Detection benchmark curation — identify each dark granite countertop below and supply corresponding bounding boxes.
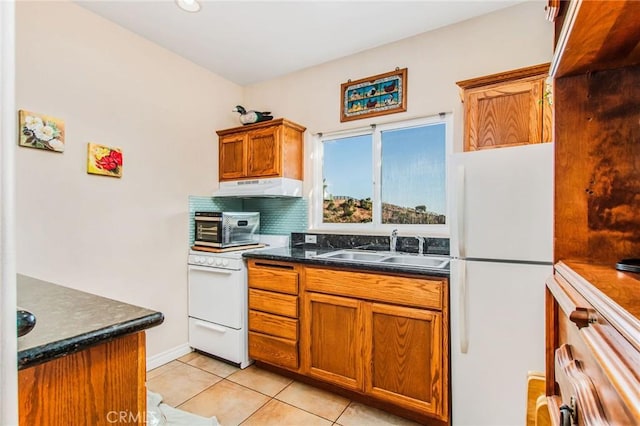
[243,246,450,278]
[17,274,164,369]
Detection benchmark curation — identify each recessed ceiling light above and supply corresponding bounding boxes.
[176,0,200,13]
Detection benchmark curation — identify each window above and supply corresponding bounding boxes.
[314,115,450,232]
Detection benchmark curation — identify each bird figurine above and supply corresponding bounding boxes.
[233,105,274,125]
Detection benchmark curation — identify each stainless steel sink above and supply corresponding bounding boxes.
[314,250,389,262]
[381,255,449,268]
[313,250,449,269]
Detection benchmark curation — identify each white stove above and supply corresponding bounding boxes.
[187,235,288,368]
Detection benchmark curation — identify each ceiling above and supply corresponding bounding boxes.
[76,0,527,86]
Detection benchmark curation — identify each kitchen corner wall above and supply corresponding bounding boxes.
[14,1,242,358]
[188,196,308,246]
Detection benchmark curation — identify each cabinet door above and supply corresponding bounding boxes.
[219,133,247,180]
[364,302,444,417]
[465,79,544,151]
[247,126,280,177]
[302,292,364,391]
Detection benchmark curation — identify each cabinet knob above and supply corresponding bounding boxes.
[569,307,597,329]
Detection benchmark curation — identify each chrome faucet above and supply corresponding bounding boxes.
[415,235,425,255]
[390,229,398,253]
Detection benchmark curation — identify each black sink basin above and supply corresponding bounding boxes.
[17,308,36,337]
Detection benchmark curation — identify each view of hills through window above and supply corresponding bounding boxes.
[322,122,446,225]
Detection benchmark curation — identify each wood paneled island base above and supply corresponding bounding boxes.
[19,332,147,426]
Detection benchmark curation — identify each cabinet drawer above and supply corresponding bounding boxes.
[249,289,298,318]
[249,310,298,340]
[305,267,443,310]
[188,318,245,365]
[248,261,299,295]
[249,332,298,370]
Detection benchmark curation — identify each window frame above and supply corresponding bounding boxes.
[311,114,453,235]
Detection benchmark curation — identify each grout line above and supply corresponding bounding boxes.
[223,375,292,399]
[269,381,352,423]
[237,392,273,426]
[259,399,338,424]
[334,400,353,424]
[178,357,239,380]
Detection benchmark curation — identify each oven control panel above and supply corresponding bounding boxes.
[188,254,243,271]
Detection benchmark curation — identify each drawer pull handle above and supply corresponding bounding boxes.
[555,345,607,424]
[195,322,226,333]
[254,262,294,270]
[569,307,597,329]
[559,403,574,426]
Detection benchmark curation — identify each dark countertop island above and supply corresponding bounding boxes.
[242,246,450,278]
[17,274,164,370]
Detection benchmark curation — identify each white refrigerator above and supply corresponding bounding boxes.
[449,143,553,426]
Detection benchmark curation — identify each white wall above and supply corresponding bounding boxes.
[15,1,242,358]
[244,2,553,193]
[1,1,18,424]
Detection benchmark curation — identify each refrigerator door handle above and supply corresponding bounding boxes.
[456,164,466,259]
[459,259,469,353]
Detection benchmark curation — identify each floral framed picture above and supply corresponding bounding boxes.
[340,68,407,122]
[87,143,123,178]
[18,110,65,152]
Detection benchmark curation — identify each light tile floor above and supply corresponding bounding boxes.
[147,352,422,426]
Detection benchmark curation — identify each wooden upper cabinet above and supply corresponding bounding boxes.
[216,118,306,182]
[219,133,247,180]
[456,63,552,151]
[247,125,280,177]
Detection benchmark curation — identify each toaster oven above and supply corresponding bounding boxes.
[194,211,260,248]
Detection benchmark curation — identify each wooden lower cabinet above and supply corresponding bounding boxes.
[301,266,448,423]
[303,292,364,391]
[18,332,147,426]
[247,261,449,424]
[247,260,300,371]
[365,303,443,416]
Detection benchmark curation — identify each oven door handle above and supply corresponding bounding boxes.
[188,265,234,274]
[194,321,227,333]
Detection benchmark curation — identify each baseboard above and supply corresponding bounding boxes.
[146,343,193,371]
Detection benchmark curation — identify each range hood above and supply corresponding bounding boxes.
[213,177,303,198]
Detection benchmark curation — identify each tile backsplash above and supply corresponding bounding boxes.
[187,196,449,255]
[188,196,308,245]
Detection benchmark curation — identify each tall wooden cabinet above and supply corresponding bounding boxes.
[545,1,640,424]
[456,63,552,151]
[216,118,305,182]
